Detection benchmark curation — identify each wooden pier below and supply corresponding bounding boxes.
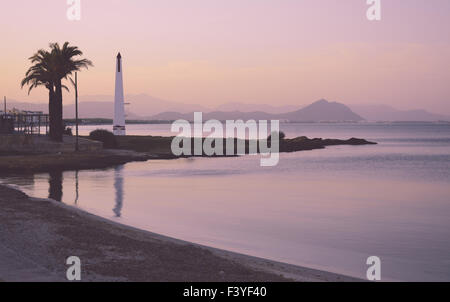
[0,113,49,135]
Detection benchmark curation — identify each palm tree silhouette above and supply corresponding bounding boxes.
[21,49,59,140]
[50,42,92,141]
[22,42,92,142]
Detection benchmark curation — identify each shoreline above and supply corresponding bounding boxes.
[0,134,376,174]
[0,184,362,282]
[0,134,373,281]
[0,149,152,174]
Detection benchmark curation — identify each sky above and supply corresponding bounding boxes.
[0,0,449,113]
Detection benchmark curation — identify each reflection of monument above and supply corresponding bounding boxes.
[48,171,63,202]
[113,166,124,217]
[113,53,126,136]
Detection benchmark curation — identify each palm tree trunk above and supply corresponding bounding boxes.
[54,81,64,142]
[48,87,57,141]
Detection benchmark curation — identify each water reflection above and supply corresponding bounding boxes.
[2,123,450,281]
[48,171,63,202]
[113,166,124,217]
[74,170,79,205]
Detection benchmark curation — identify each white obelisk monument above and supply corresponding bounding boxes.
[113,52,126,136]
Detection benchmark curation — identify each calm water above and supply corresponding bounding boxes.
[2,123,450,281]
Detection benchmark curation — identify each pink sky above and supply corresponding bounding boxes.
[0,0,449,113]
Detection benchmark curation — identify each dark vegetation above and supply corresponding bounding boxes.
[99,134,377,158]
[89,130,117,148]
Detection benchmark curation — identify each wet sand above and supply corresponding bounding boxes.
[0,184,361,282]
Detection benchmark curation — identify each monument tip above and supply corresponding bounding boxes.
[117,52,122,59]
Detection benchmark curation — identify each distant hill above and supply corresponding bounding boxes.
[151,110,276,121]
[7,97,363,122]
[351,104,450,122]
[68,94,211,118]
[151,99,365,122]
[5,94,209,119]
[215,102,298,114]
[277,99,364,122]
[63,101,141,119]
[3,100,48,113]
[7,96,448,122]
[5,99,139,119]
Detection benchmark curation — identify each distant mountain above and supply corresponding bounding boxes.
[125,94,211,116]
[8,96,447,122]
[5,99,139,119]
[151,110,276,121]
[215,102,298,114]
[63,101,141,119]
[278,99,364,122]
[351,104,450,122]
[4,100,48,113]
[151,99,365,122]
[73,94,211,117]
[6,94,211,119]
[8,96,361,121]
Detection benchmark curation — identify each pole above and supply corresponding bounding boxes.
[3,96,6,115]
[75,72,79,152]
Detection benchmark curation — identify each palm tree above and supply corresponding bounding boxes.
[22,43,92,142]
[50,42,92,141]
[21,49,58,140]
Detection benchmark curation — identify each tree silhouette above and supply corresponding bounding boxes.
[22,42,92,141]
[50,42,92,141]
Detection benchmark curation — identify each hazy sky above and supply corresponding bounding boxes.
[1,0,449,113]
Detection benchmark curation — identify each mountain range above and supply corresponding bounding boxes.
[4,94,450,122]
[151,99,365,122]
[350,104,450,122]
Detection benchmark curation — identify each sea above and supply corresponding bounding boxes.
[2,122,450,281]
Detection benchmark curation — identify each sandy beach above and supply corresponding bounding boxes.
[0,184,361,282]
